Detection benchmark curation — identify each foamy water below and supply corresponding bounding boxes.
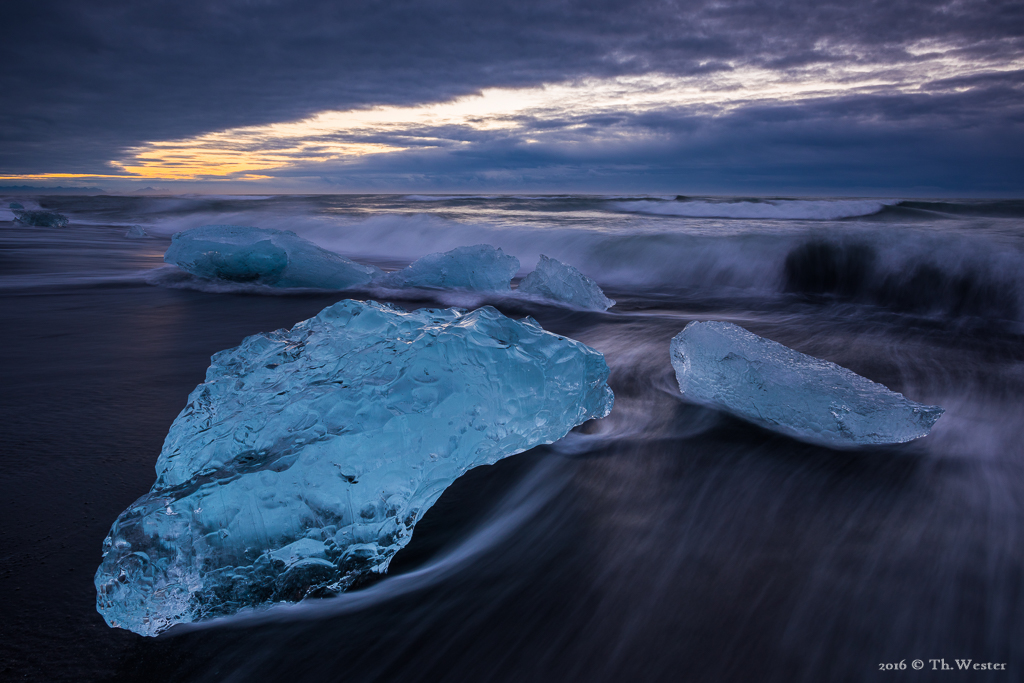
[5,193,1023,321]
[3,192,1024,682]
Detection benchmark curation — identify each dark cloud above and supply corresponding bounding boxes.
[263,84,1024,195]
[1,0,1021,191]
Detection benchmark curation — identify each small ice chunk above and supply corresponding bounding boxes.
[164,225,380,289]
[125,225,151,239]
[377,244,519,291]
[9,202,24,209]
[95,300,613,635]
[670,321,943,447]
[519,255,615,311]
[13,209,69,227]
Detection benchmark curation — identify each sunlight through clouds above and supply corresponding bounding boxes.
[20,51,1024,183]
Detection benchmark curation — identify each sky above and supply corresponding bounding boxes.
[1,0,1022,195]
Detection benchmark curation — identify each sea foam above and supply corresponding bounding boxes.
[617,199,895,220]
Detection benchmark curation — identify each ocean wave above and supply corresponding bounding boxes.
[893,199,1024,219]
[174,194,276,201]
[402,194,677,203]
[782,236,1024,321]
[0,270,152,290]
[615,198,896,220]
[402,195,504,201]
[113,194,1024,323]
[140,208,1024,322]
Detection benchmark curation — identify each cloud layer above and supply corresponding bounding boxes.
[2,0,1021,193]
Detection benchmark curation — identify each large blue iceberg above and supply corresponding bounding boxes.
[164,225,380,289]
[96,300,613,635]
[519,255,615,311]
[670,321,942,447]
[13,209,70,227]
[377,244,519,291]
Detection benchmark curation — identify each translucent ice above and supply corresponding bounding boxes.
[9,202,24,209]
[125,225,151,239]
[13,209,69,227]
[519,255,615,311]
[377,244,519,291]
[670,321,943,447]
[164,225,381,289]
[96,300,613,635]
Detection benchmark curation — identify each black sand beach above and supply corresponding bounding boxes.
[3,196,1024,681]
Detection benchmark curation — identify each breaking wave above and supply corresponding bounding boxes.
[10,193,1021,323]
[402,195,504,201]
[132,207,1024,323]
[781,237,1024,321]
[615,198,897,220]
[146,212,1024,323]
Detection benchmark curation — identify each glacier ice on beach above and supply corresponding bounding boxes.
[377,244,519,291]
[95,300,613,636]
[13,209,70,227]
[125,225,151,239]
[519,255,615,311]
[164,225,381,289]
[670,321,943,447]
[9,202,23,209]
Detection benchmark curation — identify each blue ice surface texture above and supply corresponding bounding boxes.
[96,299,613,636]
[125,225,151,239]
[670,321,943,447]
[9,202,24,209]
[377,244,519,291]
[164,225,381,289]
[13,209,69,227]
[518,255,615,311]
